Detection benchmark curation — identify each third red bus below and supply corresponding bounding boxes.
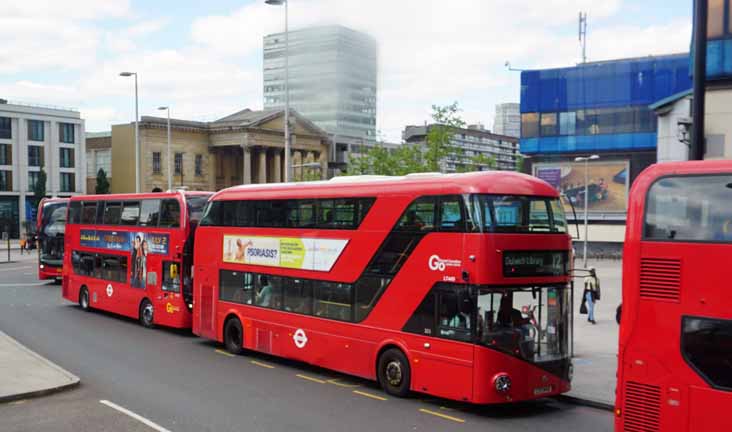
[616,161,732,431]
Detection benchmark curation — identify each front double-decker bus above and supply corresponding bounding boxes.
[616,161,732,432]
[193,171,572,403]
[62,191,212,328]
[37,198,69,280]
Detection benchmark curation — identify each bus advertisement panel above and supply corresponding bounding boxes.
[193,172,573,405]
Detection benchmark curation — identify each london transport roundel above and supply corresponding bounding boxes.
[293,328,308,349]
[106,284,113,297]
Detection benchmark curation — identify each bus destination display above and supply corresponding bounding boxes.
[503,251,568,277]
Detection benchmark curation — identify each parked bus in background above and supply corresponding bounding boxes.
[193,171,573,404]
[616,161,732,432]
[62,191,212,328]
[37,198,69,281]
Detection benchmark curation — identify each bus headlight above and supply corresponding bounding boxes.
[40,264,44,269]
[493,373,512,393]
[568,363,574,381]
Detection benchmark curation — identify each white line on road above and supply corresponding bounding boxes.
[99,400,173,432]
[0,265,36,272]
[0,282,53,287]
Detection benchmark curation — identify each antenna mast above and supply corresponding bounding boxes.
[579,12,588,64]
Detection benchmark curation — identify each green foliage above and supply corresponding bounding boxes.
[515,154,525,173]
[456,153,497,173]
[344,102,467,176]
[95,168,110,194]
[32,167,47,206]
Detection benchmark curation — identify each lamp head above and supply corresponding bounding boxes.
[158,106,168,111]
[265,0,286,5]
[119,72,135,77]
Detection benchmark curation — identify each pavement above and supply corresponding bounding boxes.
[565,258,622,410]
[0,254,613,431]
[0,331,80,403]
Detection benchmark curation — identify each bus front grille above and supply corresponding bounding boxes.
[623,381,661,432]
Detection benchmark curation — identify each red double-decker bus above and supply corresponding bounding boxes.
[63,191,212,328]
[193,171,573,403]
[37,198,69,280]
[616,161,732,432]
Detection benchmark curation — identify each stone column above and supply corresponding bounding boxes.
[318,151,328,180]
[258,147,267,184]
[242,147,251,185]
[273,150,282,183]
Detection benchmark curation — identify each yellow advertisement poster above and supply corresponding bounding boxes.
[222,235,348,272]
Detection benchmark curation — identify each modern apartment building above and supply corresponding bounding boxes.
[402,124,519,172]
[0,99,85,238]
[263,25,378,141]
[493,103,520,138]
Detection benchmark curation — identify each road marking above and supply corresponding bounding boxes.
[419,408,465,423]
[295,374,327,384]
[250,360,275,369]
[352,390,387,401]
[0,266,35,272]
[100,400,173,432]
[0,282,51,287]
[327,378,361,388]
[214,349,235,357]
[10,399,26,405]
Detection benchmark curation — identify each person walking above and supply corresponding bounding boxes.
[583,267,601,324]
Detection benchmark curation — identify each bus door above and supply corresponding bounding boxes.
[406,284,475,402]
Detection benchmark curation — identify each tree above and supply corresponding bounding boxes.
[32,167,47,207]
[424,102,465,172]
[344,103,466,176]
[457,153,497,173]
[515,154,525,173]
[95,168,110,194]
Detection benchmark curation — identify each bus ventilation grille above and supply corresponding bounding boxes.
[639,258,681,302]
[623,381,661,432]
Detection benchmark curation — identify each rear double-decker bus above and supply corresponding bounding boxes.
[616,161,732,432]
[63,191,212,328]
[193,171,572,403]
[37,198,69,280]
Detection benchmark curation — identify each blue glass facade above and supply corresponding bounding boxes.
[520,54,692,154]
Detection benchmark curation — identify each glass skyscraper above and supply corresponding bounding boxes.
[263,25,378,140]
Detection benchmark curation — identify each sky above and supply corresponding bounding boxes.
[0,0,693,142]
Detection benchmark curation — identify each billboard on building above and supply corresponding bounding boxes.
[534,160,629,214]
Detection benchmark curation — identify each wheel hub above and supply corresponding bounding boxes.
[143,304,153,323]
[386,361,403,386]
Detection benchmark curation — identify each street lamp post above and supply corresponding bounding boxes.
[157,106,172,190]
[119,72,140,193]
[265,0,290,182]
[575,154,599,268]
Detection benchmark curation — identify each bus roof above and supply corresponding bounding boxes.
[641,160,732,179]
[211,171,559,201]
[68,191,212,202]
[40,197,70,205]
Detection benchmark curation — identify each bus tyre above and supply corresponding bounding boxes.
[224,317,244,355]
[378,348,411,397]
[139,299,155,328]
[79,287,90,311]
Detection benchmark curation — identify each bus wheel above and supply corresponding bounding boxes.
[378,348,411,397]
[139,299,155,328]
[224,317,244,355]
[79,287,90,311]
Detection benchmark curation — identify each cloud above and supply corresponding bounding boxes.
[1,0,693,142]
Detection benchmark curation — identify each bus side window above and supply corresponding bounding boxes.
[68,202,81,224]
[139,200,161,227]
[681,316,732,390]
[103,202,122,225]
[159,199,180,228]
[81,202,97,224]
[438,195,466,232]
[396,197,436,232]
[436,287,473,342]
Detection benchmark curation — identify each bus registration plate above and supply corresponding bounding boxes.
[533,385,553,396]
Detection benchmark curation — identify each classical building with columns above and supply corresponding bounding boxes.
[110,108,330,193]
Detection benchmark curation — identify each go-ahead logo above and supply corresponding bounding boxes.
[428,255,462,271]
